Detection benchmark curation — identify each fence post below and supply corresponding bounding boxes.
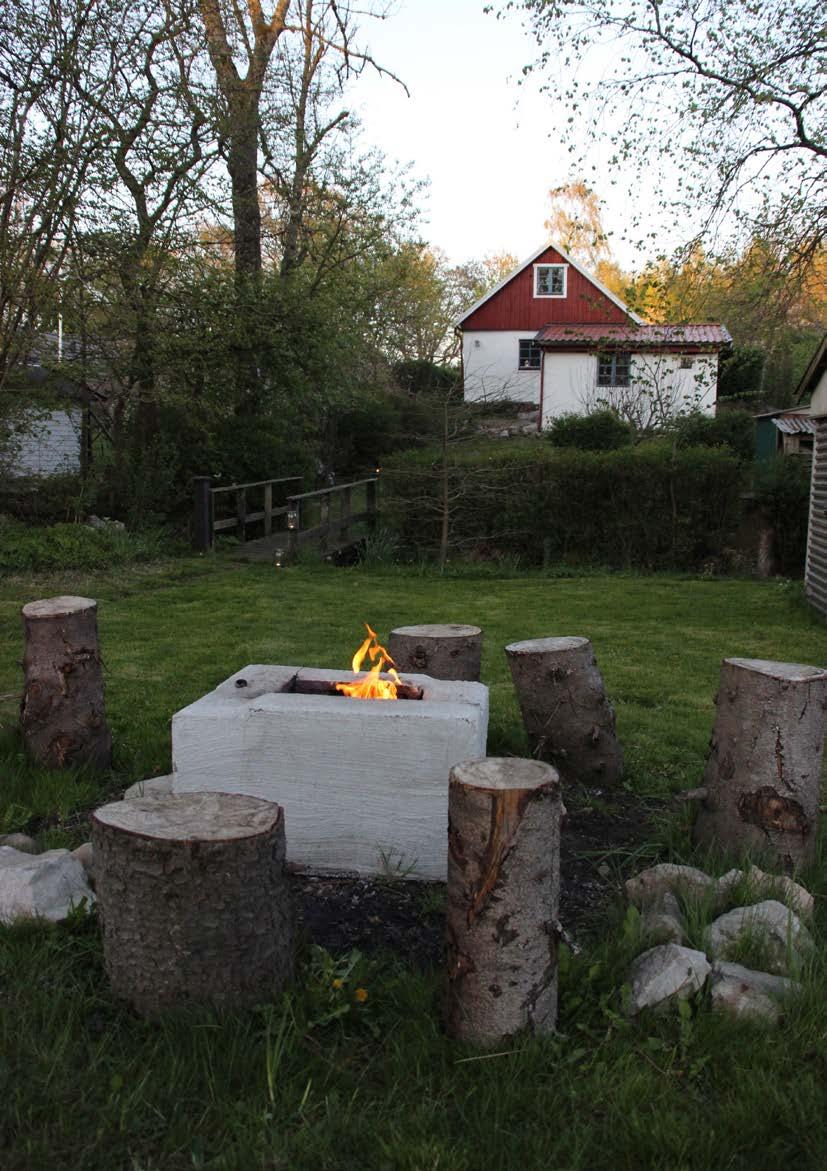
[192,476,213,552]
[366,479,378,534]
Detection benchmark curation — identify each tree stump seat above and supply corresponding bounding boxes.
[445,757,563,1046]
[693,658,827,871]
[92,791,292,1015]
[388,623,482,681]
[505,636,623,784]
[20,595,111,769]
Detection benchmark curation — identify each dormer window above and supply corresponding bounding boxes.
[534,264,567,298]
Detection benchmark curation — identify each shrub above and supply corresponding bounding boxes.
[0,472,96,524]
[546,410,633,451]
[392,360,459,396]
[0,518,173,573]
[669,409,755,462]
[383,440,744,571]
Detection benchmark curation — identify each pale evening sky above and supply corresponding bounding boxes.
[345,0,670,273]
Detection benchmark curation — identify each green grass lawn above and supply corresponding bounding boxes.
[1,559,827,1170]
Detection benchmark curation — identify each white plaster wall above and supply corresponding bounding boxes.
[540,352,718,428]
[172,664,490,881]
[541,353,595,422]
[463,331,541,405]
[11,409,82,476]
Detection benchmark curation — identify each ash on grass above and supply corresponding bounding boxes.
[290,787,664,966]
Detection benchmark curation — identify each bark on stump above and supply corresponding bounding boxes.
[693,658,827,872]
[504,636,623,785]
[445,757,562,1046]
[20,595,112,769]
[388,624,482,681]
[92,792,293,1014]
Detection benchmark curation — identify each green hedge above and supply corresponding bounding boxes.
[382,441,745,571]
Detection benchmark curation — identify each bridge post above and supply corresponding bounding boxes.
[366,479,378,533]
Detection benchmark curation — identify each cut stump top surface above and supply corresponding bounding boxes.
[21,596,97,619]
[724,657,827,682]
[391,624,481,638]
[505,636,589,655]
[451,757,560,793]
[93,792,283,842]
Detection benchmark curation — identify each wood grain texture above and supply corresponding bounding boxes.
[445,758,562,1046]
[389,625,482,682]
[20,595,111,769]
[92,793,293,1014]
[505,637,623,785]
[693,658,827,871]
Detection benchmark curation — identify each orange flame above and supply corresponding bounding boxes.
[336,623,401,700]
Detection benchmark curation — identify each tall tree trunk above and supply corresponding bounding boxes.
[228,97,263,279]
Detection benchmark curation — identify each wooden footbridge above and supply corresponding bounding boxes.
[192,474,378,561]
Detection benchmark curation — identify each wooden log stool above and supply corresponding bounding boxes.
[388,623,482,681]
[92,792,293,1014]
[505,636,623,785]
[20,595,112,769]
[445,757,562,1046]
[693,658,827,871]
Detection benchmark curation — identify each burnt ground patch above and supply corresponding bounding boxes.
[291,788,667,967]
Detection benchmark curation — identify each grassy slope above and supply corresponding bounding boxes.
[1,559,827,1170]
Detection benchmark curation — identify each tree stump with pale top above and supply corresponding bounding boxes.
[388,624,482,681]
[20,595,112,769]
[504,636,623,785]
[92,791,293,1014]
[693,657,827,871]
[445,757,562,1046]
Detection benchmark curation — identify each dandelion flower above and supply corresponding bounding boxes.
[332,978,343,990]
[355,987,368,1004]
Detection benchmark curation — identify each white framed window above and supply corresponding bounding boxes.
[533,264,568,298]
[597,351,631,387]
[518,338,541,369]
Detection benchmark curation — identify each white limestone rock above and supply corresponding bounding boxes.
[640,891,686,945]
[627,944,711,1015]
[625,864,714,908]
[715,867,814,919]
[706,900,814,975]
[72,841,94,878]
[124,774,173,800]
[709,961,801,1023]
[0,846,95,924]
[0,833,37,853]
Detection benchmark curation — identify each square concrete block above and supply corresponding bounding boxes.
[171,665,489,880]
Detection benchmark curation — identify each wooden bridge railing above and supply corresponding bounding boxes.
[192,474,378,556]
[286,478,378,557]
[192,475,302,551]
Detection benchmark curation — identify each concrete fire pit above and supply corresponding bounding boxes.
[171,665,489,880]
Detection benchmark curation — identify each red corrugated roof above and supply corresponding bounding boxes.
[534,323,732,347]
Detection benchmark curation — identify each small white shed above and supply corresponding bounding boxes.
[11,408,83,476]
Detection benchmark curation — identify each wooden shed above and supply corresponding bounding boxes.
[802,336,827,613]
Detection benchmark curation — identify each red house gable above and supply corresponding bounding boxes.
[459,244,636,331]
